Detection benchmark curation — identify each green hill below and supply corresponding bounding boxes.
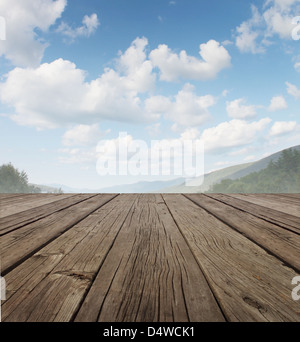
[159,145,300,193]
[207,147,300,193]
[157,162,253,193]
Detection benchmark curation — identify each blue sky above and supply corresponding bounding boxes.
[0,0,299,189]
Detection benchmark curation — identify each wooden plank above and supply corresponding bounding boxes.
[206,193,300,235]
[258,193,300,204]
[2,195,136,322]
[0,194,74,218]
[0,194,94,235]
[0,194,117,275]
[185,194,300,272]
[275,194,300,200]
[229,194,300,218]
[163,194,300,322]
[75,194,225,323]
[0,194,65,218]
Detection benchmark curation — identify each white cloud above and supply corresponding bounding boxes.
[222,89,230,97]
[268,95,288,111]
[62,124,106,146]
[267,0,300,10]
[0,0,66,67]
[0,38,160,129]
[146,84,215,129]
[57,13,100,42]
[201,118,272,153]
[149,40,231,81]
[263,6,295,39]
[117,37,156,93]
[294,62,300,72]
[269,121,297,136]
[235,5,266,54]
[59,147,98,164]
[226,98,257,119]
[286,81,300,99]
[235,1,300,54]
[180,128,201,140]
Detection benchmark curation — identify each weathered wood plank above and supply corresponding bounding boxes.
[185,194,300,272]
[75,194,225,323]
[275,194,300,200]
[2,195,136,322]
[229,194,300,217]
[0,194,117,275]
[0,194,94,235]
[206,193,300,235]
[164,194,300,322]
[0,194,70,218]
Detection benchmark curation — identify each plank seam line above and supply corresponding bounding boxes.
[0,193,77,219]
[161,194,228,322]
[184,194,300,275]
[0,194,97,237]
[207,194,300,236]
[1,194,120,277]
[70,195,138,322]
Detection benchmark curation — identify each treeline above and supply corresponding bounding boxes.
[207,148,300,193]
[0,163,41,193]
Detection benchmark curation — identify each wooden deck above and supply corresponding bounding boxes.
[1,193,300,322]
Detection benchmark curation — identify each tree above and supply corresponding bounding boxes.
[0,163,41,193]
[207,148,300,193]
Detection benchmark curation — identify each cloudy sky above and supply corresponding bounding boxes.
[0,0,299,189]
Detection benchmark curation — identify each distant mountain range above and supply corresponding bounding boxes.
[159,144,300,193]
[44,178,185,194]
[37,144,300,193]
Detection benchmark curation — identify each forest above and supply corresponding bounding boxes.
[207,148,300,193]
[0,163,41,193]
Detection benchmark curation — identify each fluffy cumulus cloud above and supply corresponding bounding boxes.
[226,98,257,119]
[268,95,288,111]
[57,13,100,42]
[0,0,66,67]
[149,40,231,81]
[0,39,160,129]
[201,118,272,153]
[235,0,300,53]
[1,37,221,130]
[145,84,215,129]
[116,37,156,93]
[269,121,297,136]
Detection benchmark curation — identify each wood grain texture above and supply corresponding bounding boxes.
[0,194,71,218]
[2,195,134,322]
[1,194,300,322]
[0,194,92,235]
[75,194,225,323]
[0,194,117,274]
[164,194,300,322]
[206,193,300,235]
[229,194,300,217]
[185,194,300,272]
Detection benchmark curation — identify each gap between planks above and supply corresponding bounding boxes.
[163,194,300,322]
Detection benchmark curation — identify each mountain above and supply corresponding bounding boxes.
[46,184,93,193]
[208,146,300,193]
[93,178,185,193]
[160,145,300,193]
[40,145,300,194]
[157,162,253,193]
[45,178,185,194]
